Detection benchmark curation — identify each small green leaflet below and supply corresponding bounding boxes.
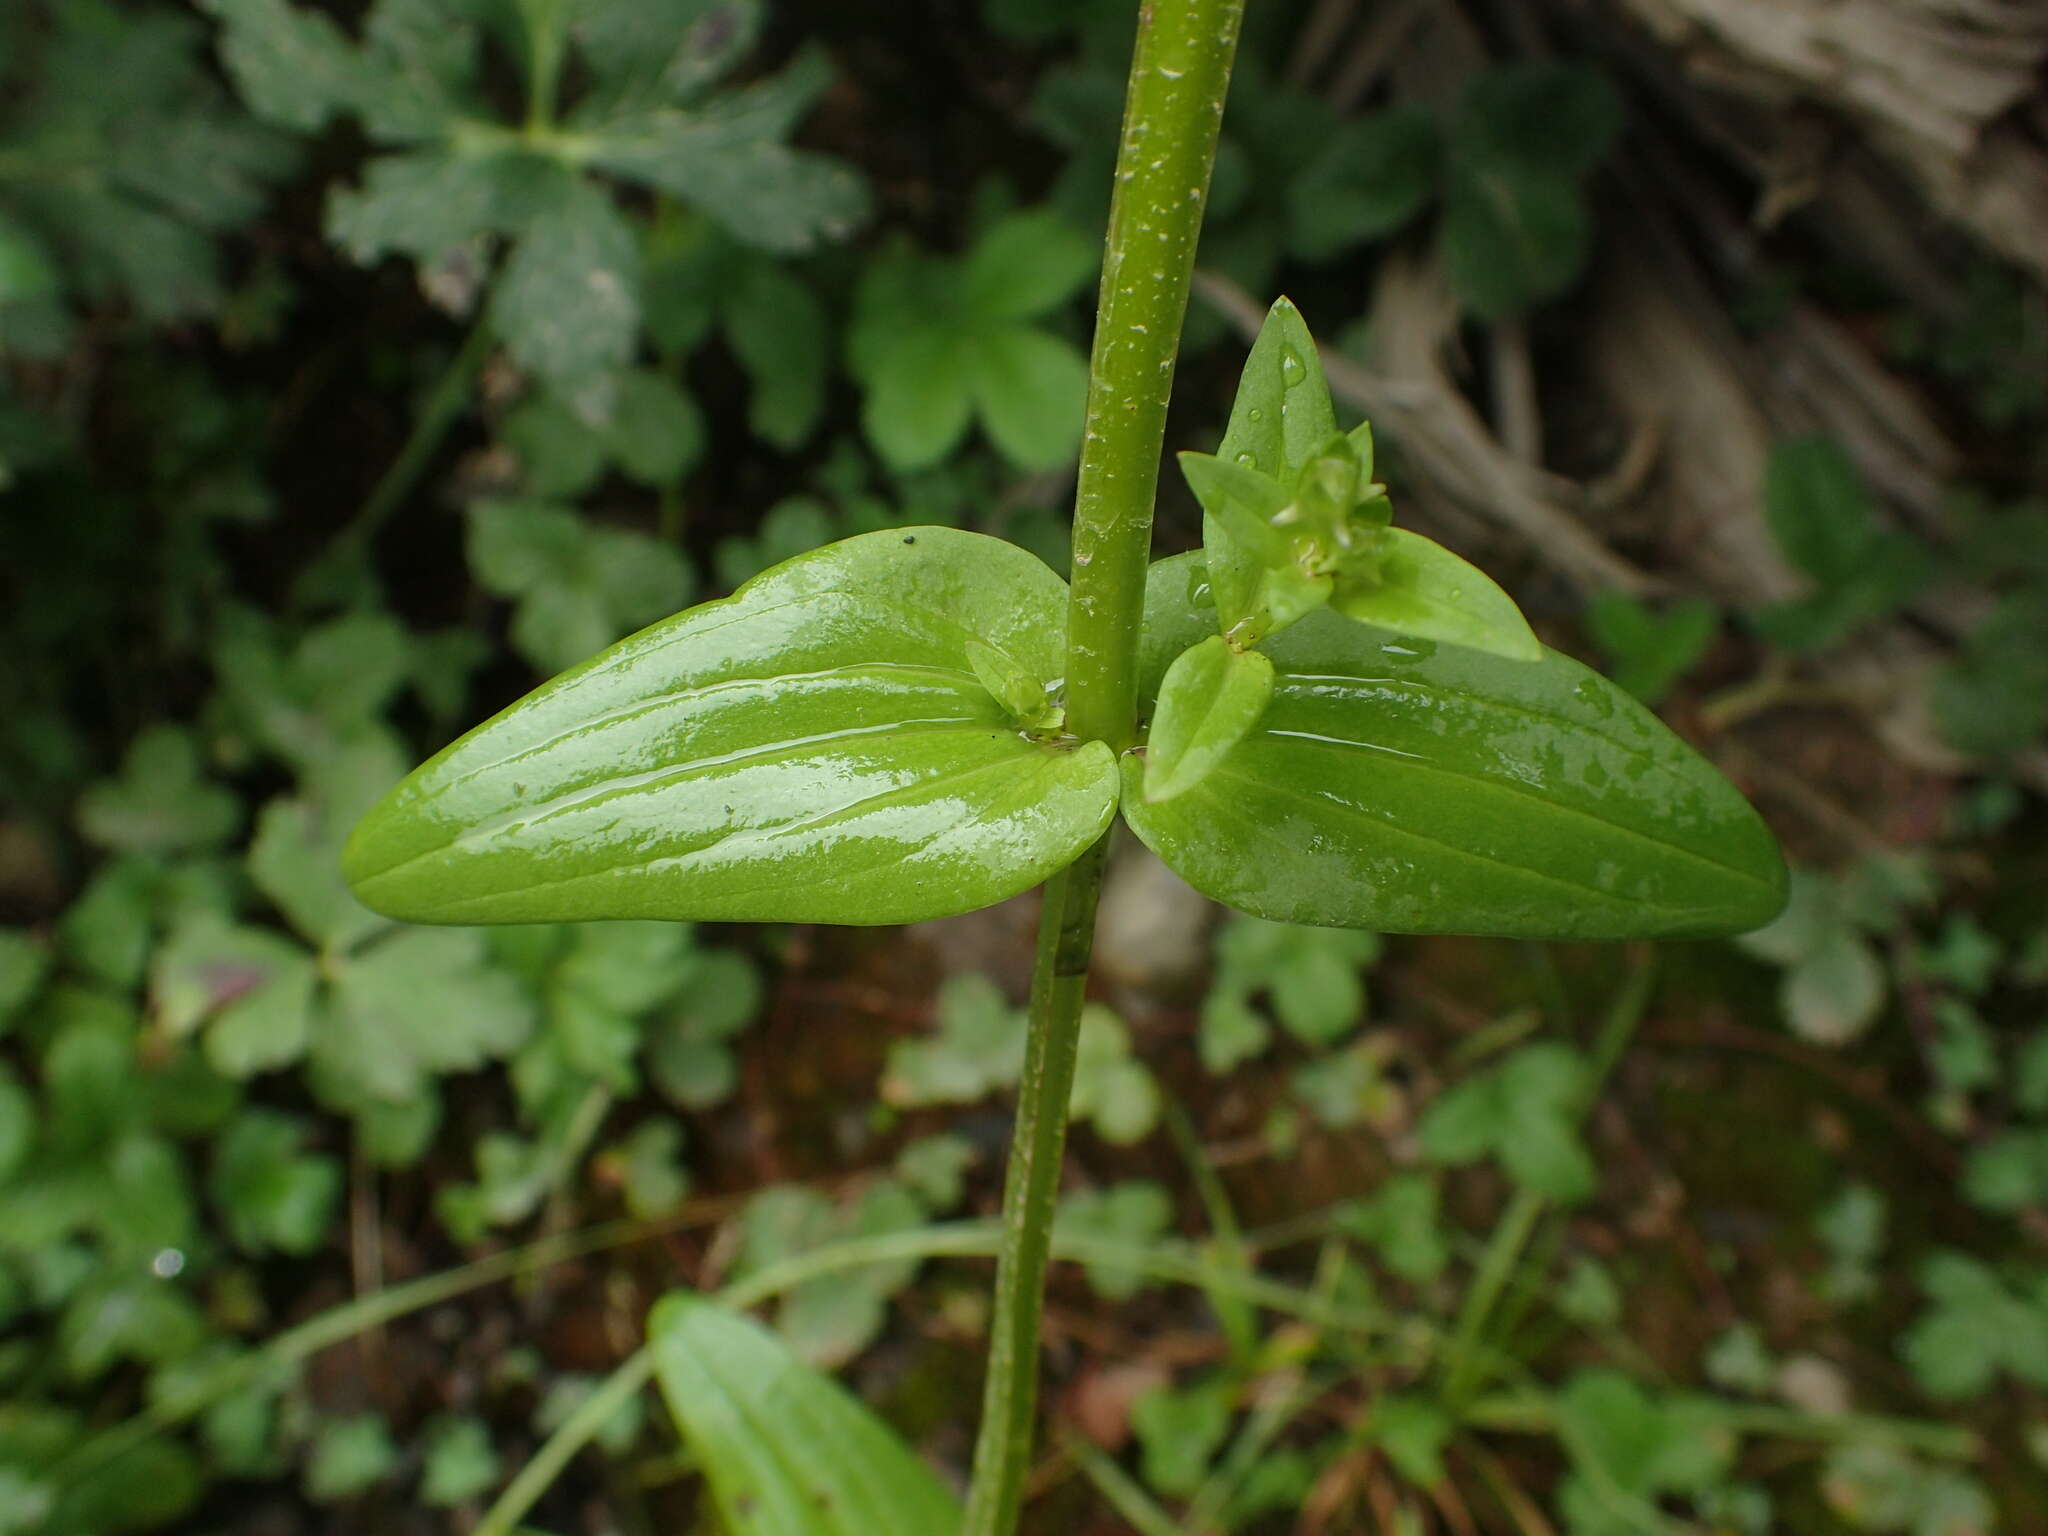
[1142,635,1274,803]
[1124,553,1786,939]
[1186,298,1540,662]
[345,528,1118,926]
[1214,295,1339,490]
[1332,527,1540,663]
[648,1292,961,1536]
[964,639,1059,730]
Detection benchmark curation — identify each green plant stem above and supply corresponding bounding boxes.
[964,7,1244,1530]
[477,1219,1388,1536]
[296,313,494,607]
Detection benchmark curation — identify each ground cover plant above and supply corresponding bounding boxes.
[4,0,2048,1533]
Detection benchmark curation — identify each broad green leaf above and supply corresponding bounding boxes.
[1142,636,1274,803]
[1214,296,1339,490]
[346,528,1119,926]
[1123,553,1786,937]
[969,324,1089,469]
[649,1292,961,1535]
[1330,527,1541,662]
[960,209,1097,321]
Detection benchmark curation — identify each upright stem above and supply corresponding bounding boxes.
[962,5,1245,1533]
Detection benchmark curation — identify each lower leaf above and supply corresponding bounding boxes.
[649,1292,961,1536]
[1122,554,1786,938]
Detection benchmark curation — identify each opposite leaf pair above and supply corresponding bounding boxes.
[345,303,1786,941]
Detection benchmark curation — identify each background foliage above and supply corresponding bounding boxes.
[2,0,2045,1532]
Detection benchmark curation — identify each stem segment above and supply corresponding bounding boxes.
[963,4,1246,1532]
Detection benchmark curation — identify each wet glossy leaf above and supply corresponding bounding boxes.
[1123,553,1786,938]
[1143,636,1274,803]
[1178,451,1326,639]
[965,639,1054,725]
[1215,296,1338,490]
[649,1292,961,1535]
[345,528,1118,926]
[1331,527,1541,663]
